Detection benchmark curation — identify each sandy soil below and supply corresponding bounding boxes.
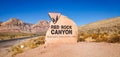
[5,42,120,57]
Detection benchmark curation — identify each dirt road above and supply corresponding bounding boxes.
[9,42,120,57]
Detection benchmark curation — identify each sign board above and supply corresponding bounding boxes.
[45,12,78,44]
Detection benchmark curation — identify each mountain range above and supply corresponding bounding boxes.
[0,18,49,34]
[0,17,120,35]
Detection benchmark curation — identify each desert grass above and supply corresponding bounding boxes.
[78,32,120,43]
[10,36,45,57]
[0,32,39,40]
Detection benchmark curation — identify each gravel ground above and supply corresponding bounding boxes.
[10,42,120,57]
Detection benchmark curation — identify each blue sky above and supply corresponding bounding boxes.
[0,0,120,26]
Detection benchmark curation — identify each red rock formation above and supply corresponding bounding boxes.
[32,20,49,34]
[0,18,49,34]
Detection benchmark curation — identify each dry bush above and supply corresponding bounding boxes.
[77,37,85,42]
[78,32,120,43]
[83,33,91,38]
[77,33,88,42]
[0,32,39,40]
[11,45,24,57]
[95,34,108,42]
[10,36,45,57]
[91,33,99,39]
[107,34,120,43]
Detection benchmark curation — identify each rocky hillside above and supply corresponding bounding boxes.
[78,17,120,42]
[79,17,120,34]
[31,20,49,34]
[0,18,49,34]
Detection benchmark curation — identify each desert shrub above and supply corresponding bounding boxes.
[118,31,120,34]
[83,33,91,38]
[95,33,120,43]
[9,35,15,39]
[0,32,40,40]
[10,36,45,56]
[77,38,85,42]
[107,34,120,43]
[95,36,107,42]
[78,32,120,43]
[77,33,86,42]
[91,33,99,39]
[95,33,108,42]
[11,45,24,57]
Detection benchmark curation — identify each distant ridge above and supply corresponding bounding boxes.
[0,18,49,34]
